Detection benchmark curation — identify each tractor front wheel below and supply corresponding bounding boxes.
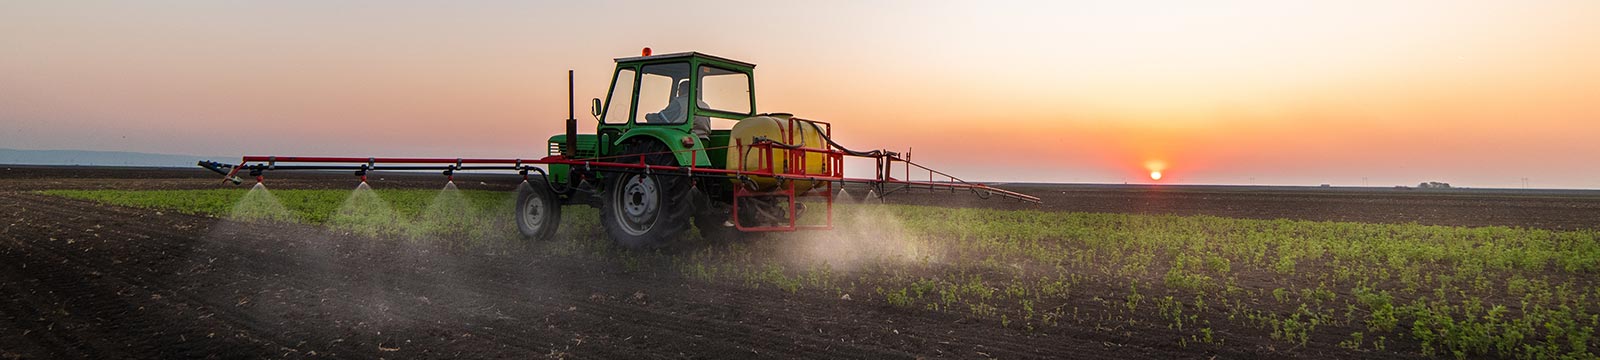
[515,179,562,241]
[600,140,692,249]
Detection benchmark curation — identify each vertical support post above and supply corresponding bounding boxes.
[731,138,744,231]
[881,157,890,181]
[786,181,797,230]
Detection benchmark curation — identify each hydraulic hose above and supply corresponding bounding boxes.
[747,122,896,158]
[816,128,896,158]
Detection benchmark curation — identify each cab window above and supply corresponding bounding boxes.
[699,65,751,114]
[602,68,636,124]
[635,62,692,124]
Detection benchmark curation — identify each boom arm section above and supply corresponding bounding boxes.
[195,118,1040,204]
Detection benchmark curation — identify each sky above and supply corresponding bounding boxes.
[2,1,1597,188]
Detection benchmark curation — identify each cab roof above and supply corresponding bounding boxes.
[613,51,755,68]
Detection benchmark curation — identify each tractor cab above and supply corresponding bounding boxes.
[549,51,755,175]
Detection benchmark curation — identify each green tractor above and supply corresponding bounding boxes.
[201,49,1039,249]
[506,49,1039,248]
[524,50,770,248]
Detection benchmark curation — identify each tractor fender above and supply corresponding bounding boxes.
[612,128,711,167]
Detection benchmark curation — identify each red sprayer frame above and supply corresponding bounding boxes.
[202,117,1040,232]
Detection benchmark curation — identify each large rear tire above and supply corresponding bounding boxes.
[600,140,693,249]
[516,179,561,241]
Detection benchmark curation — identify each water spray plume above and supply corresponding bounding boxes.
[411,180,478,242]
[331,182,402,237]
[776,203,932,271]
[230,182,295,222]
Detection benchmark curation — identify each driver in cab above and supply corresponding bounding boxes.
[645,80,711,140]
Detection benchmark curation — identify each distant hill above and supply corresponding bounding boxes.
[0,148,222,168]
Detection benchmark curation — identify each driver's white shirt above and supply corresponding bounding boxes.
[653,96,712,138]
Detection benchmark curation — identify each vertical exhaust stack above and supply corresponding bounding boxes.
[566,70,577,158]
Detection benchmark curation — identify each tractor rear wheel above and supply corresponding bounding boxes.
[600,140,693,249]
[515,179,561,241]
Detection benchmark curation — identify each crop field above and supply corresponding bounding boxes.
[3,167,1600,359]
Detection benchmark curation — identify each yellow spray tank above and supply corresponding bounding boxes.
[725,113,829,192]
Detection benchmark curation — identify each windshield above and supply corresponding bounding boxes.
[636,62,692,124]
[602,68,636,124]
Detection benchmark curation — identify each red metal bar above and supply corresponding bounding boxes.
[221,115,1039,236]
[231,153,1038,202]
[240,156,557,164]
[229,117,1040,204]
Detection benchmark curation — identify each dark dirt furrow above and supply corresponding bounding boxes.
[181,228,671,359]
[1,202,336,358]
[5,192,922,358]
[0,226,282,358]
[0,256,98,359]
[380,249,918,359]
[3,191,1132,359]
[9,194,611,358]
[461,257,913,358]
[5,195,470,357]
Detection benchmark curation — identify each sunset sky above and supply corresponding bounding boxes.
[3,1,1597,188]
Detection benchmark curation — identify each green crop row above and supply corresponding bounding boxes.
[41,187,520,243]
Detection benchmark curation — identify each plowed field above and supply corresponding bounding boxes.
[3,166,1597,359]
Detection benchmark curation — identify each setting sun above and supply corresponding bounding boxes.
[1144,160,1167,181]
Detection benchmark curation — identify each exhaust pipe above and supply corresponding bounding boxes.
[566,69,577,157]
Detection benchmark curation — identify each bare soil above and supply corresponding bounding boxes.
[1,165,1595,359]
